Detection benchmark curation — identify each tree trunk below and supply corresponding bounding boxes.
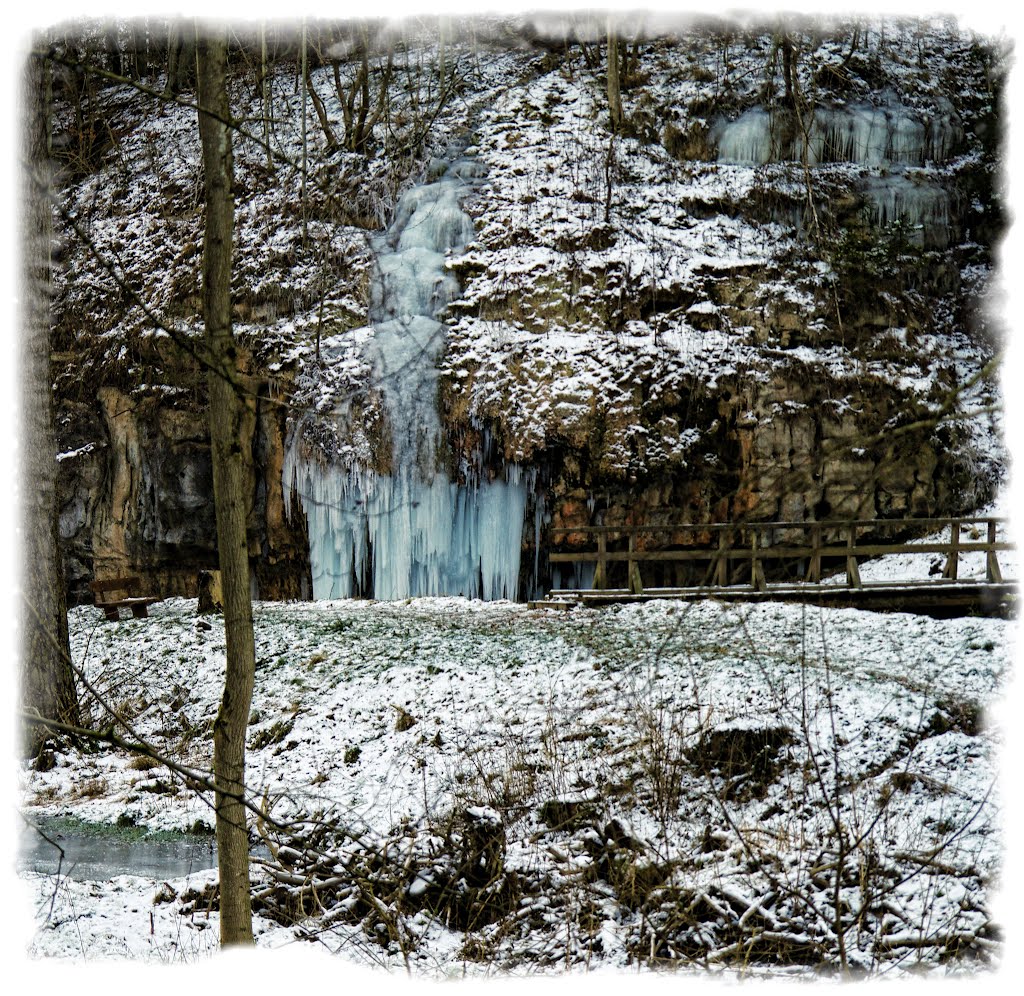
[606,18,623,134]
[196,25,256,948]
[261,23,274,172]
[130,20,150,81]
[300,19,309,246]
[438,15,447,82]
[304,59,337,152]
[104,24,123,77]
[780,31,796,108]
[165,19,183,97]
[20,44,81,758]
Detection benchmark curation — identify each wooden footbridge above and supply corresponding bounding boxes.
[529,516,1016,617]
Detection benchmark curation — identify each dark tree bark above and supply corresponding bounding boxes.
[260,22,274,172]
[165,19,184,98]
[607,18,623,134]
[128,20,149,80]
[780,31,796,108]
[196,24,256,948]
[20,43,81,758]
[304,57,338,153]
[104,24,123,77]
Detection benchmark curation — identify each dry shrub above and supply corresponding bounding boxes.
[688,724,794,800]
[128,754,161,772]
[73,777,109,799]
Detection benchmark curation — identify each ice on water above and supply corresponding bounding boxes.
[285,152,529,600]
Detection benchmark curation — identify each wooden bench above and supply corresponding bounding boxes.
[89,576,162,622]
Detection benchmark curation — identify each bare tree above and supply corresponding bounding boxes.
[303,26,339,154]
[20,41,81,758]
[333,24,394,154]
[196,23,257,948]
[164,19,185,98]
[606,16,624,134]
[260,22,275,172]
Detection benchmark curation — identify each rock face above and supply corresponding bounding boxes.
[56,333,978,604]
[449,361,979,595]
[57,370,312,605]
[47,17,1006,603]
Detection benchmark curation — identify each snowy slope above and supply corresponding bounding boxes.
[21,591,1011,975]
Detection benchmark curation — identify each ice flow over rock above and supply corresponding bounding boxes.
[285,146,528,600]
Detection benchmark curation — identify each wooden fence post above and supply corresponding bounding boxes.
[806,524,822,583]
[986,520,1003,583]
[628,532,644,595]
[751,528,767,592]
[715,530,729,587]
[594,533,607,590]
[942,519,960,581]
[846,523,862,588]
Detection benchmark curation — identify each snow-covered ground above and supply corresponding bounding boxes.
[18,585,1013,976]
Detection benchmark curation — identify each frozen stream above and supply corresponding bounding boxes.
[19,817,219,881]
[285,140,529,601]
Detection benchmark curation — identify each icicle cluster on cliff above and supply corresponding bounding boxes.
[284,142,529,601]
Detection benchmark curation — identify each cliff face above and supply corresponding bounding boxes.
[48,14,1007,601]
[429,17,1004,587]
[534,373,956,533]
[57,373,311,604]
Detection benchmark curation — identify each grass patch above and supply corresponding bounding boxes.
[249,716,296,750]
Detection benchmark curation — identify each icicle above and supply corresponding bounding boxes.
[533,489,546,600]
[285,455,529,601]
[715,100,961,167]
[860,173,952,246]
[712,107,777,165]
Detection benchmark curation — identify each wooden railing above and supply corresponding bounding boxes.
[547,517,1013,596]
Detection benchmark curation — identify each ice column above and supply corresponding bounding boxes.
[285,146,529,600]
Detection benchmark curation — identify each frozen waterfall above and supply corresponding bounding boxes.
[284,143,529,601]
[713,99,962,167]
[859,173,953,247]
